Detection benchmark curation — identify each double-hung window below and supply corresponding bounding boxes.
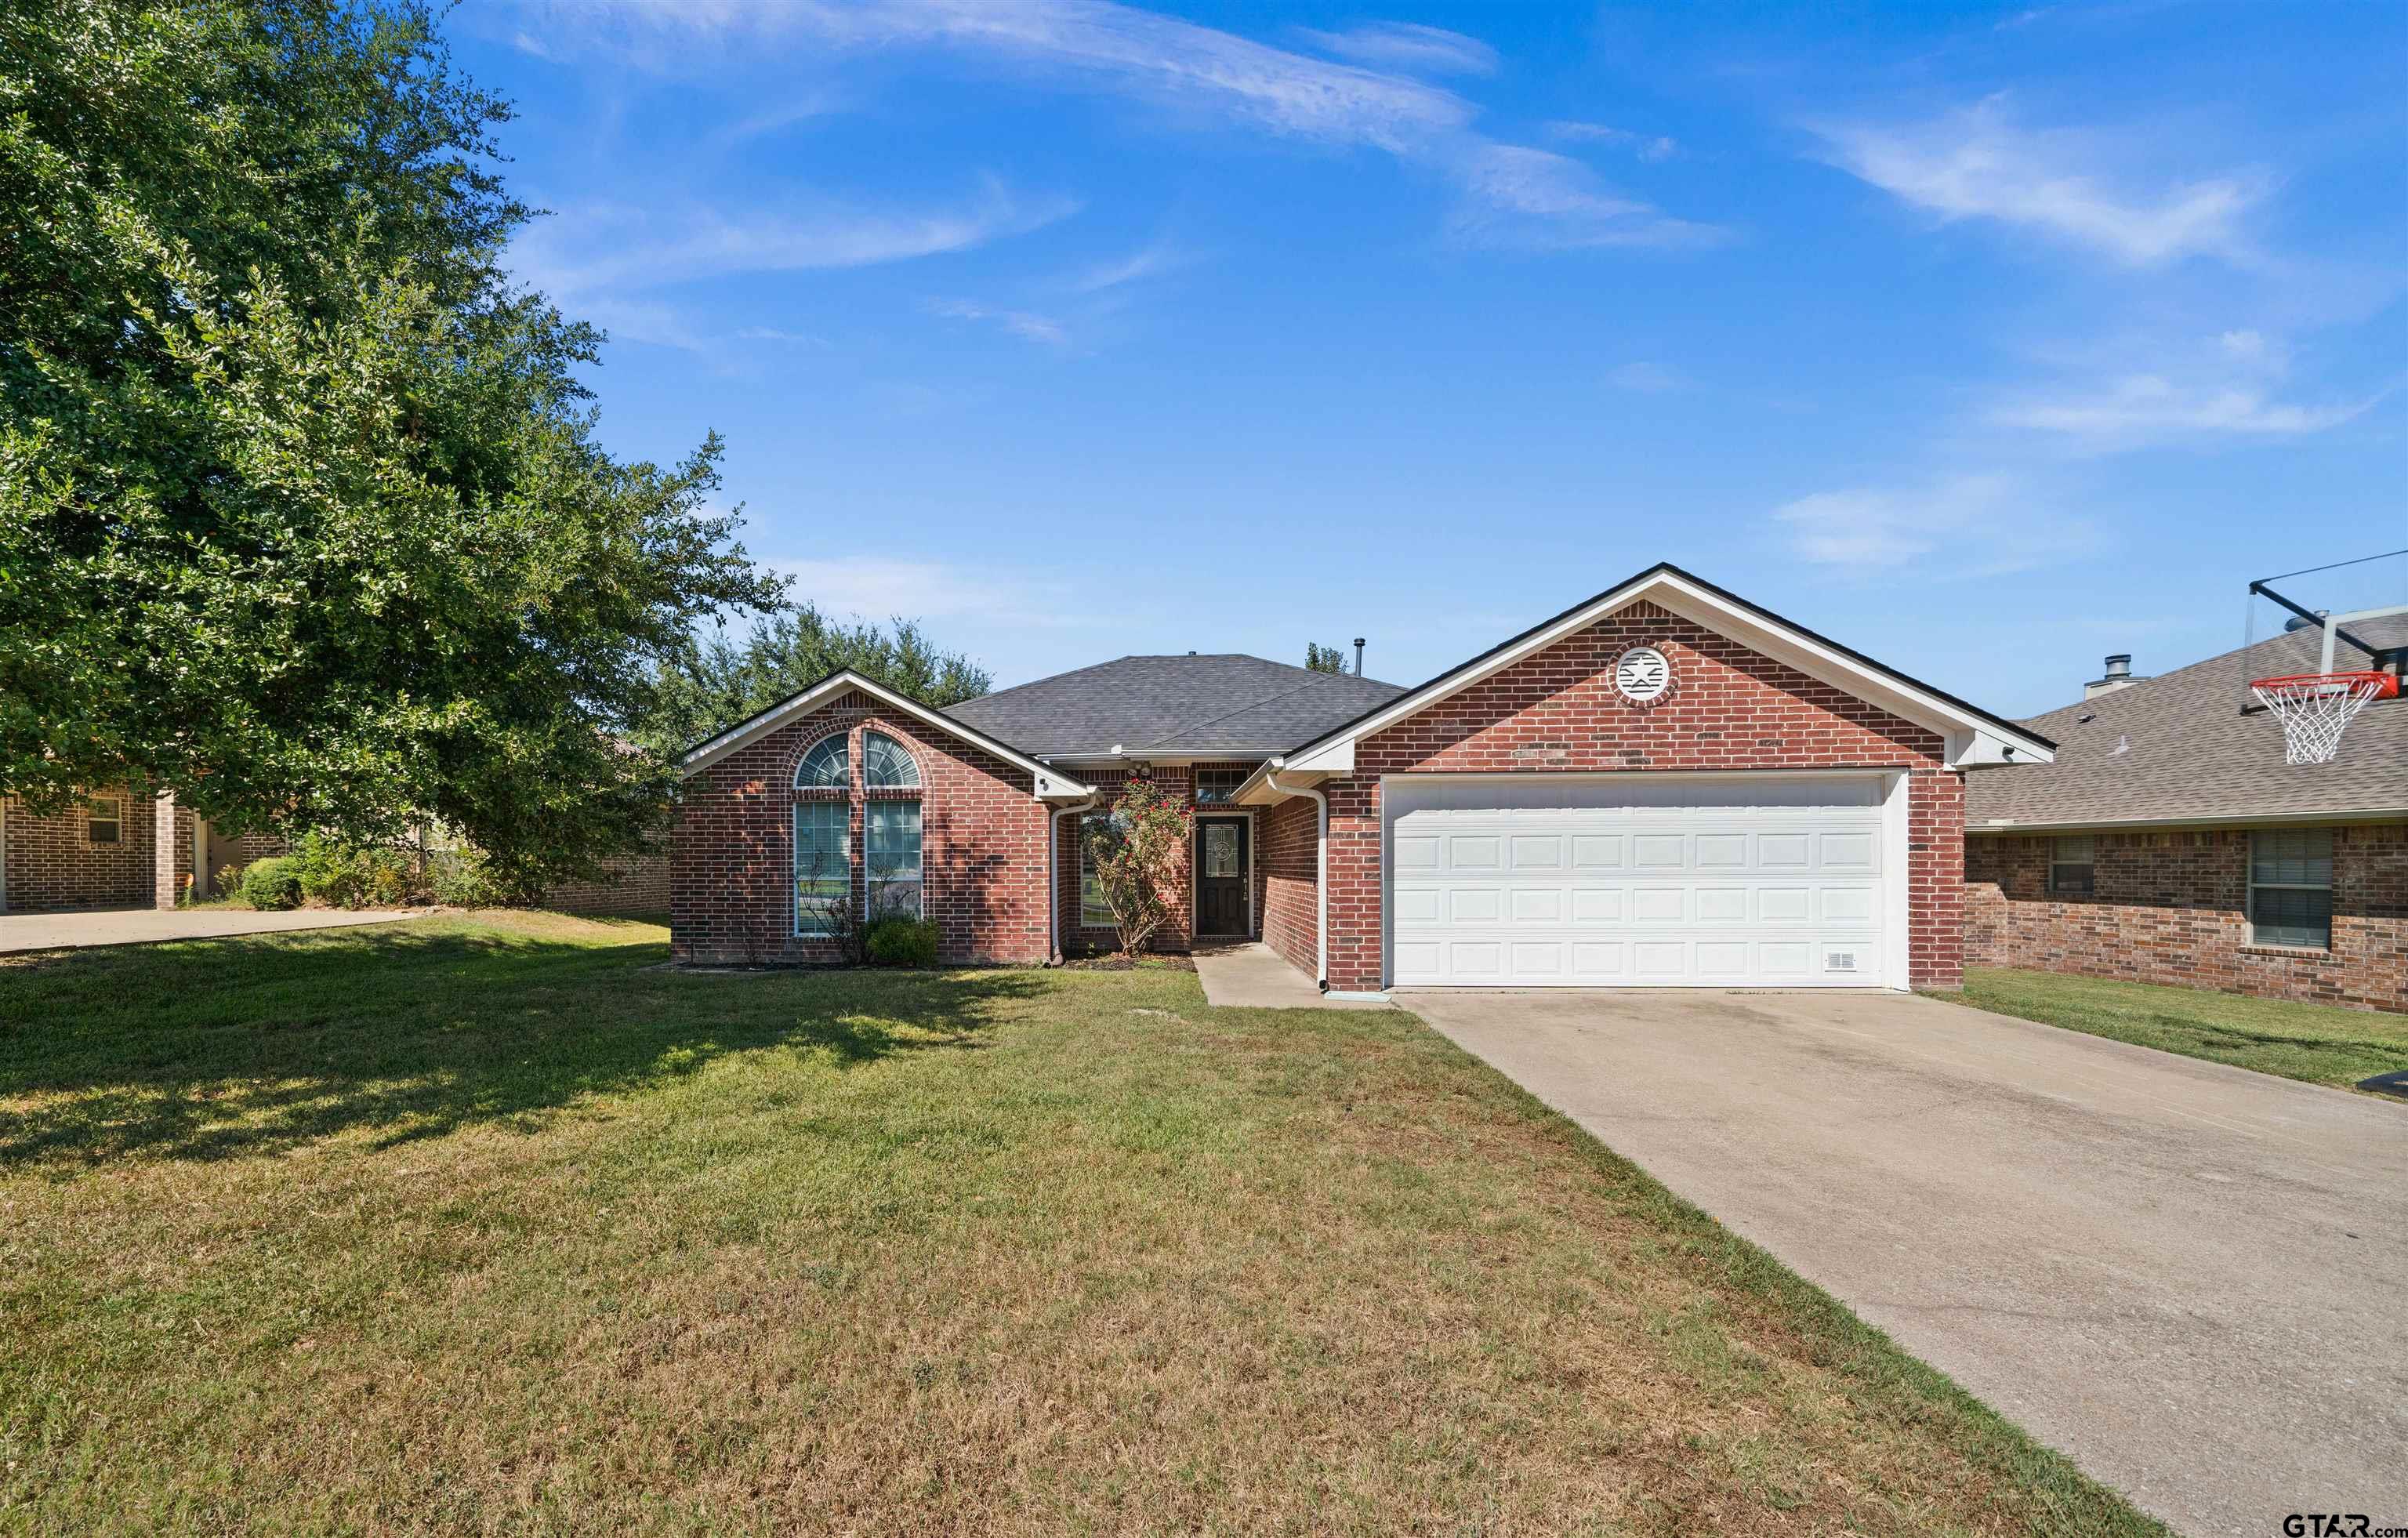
[86,796,122,846]
[2047,836,2094,896]
[862,732,923,920]
[792,736,850,937]
[2249,829,2333,949]
[1079,811,1126,927]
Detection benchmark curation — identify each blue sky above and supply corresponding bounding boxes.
[464,2,2406,716]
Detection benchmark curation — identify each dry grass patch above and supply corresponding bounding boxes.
[0,913,2160,1533]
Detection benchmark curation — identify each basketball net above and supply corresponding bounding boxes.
[2250,672,2397,765]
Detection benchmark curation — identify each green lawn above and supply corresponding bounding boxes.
[0,914,2160,1535]
[1952,966,2408,1090]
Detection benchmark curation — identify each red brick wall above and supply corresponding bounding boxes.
[1965,822,2406,1014]
[673,695,1050,965]
[1055,766,1195,956]
[1318,600,1961,992]
[542,848,671,919]
[1260,791,1321,980]
[2,785,157,912]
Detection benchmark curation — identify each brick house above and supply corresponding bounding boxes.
[673,564,2054,995]
[1964,618,2406,1014]
[0,785,284,913]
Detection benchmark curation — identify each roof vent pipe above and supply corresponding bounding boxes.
[2105,654,2131,680]
[1352,637,1365,675]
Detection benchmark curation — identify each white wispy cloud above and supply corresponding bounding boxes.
[927,298,1072,346]
[1812,96,2263,266]
[1990,374,2373,446]
[771,556,1090,626]
[513,180,1076,298]
[1068,238,1189,292]
[1771,473,2101,575]
[1294,21,1497,77]
[1547,121,1679,161]
[1450,143,1725,251]
[512,0,1722,252]
[1605,361,1686,393]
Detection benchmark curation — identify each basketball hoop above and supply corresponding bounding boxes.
[2249,671,2399,764]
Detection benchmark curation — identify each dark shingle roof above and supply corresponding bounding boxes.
[1964,618,2408,828]
[944,655,1406,759]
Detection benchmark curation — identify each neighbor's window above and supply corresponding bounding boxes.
[862,732,923,919]
[86,797,121,845]
[2249,829,2333,949]
[2047,835,2094,895]
[1194,767,1247,804]
[1079,811,1126,927]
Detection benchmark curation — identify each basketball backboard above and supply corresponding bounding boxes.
[2240,549,2408,761]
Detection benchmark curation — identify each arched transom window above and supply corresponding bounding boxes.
[792,735,850,936]
[861,731,923,919]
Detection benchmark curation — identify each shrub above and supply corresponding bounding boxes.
[427,847,499,908]
[292,832,420,909]
[238,857,303,910]
[865,916,940,967]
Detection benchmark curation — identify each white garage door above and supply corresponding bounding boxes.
[1386,775,1891,988]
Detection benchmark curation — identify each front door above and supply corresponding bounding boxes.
[1195,817,1249,939]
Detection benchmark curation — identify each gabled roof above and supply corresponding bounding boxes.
[1964,617,2408,831]
[680,669,1093,798]
[942,655,1405,759]
[1250,562,2055,782]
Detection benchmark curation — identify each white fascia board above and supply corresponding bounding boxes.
[1969,808,2406,835]
[1278,569,2053,771]
[1229,758,1335,806]
[680,669,1093,797]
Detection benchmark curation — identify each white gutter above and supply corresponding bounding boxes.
[1263,766,1329,990]
[1046,794,1097,964]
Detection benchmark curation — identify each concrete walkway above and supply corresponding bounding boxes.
[0,906,426,954]
[1193,943,1390,1009]
[1404,987,2408,1538]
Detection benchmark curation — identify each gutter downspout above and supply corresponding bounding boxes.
[1046,794,1097,965]
[1263,766,1329,991]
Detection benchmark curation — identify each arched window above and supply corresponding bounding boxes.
[861,731,923,919]
[792,735,850,936]
[796,735,850,790]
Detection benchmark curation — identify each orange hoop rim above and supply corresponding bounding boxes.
[2250,669,2400,699]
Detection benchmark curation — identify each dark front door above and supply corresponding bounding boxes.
[1195,817,1249,938]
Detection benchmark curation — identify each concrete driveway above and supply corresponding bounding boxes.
[0,906,425,954]
[1402,987,2408,1538]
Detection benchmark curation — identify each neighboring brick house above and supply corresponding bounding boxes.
[1964,618,2407,1014]
[0,785,284,914]
[673,564,2054,994]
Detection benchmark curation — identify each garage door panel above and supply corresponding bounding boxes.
[1387,776,1888,988]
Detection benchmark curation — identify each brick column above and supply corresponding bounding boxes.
[153,789,180,909]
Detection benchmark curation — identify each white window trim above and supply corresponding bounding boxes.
[2247,829,2334,951]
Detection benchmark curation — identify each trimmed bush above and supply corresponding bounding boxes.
[238,857,303,911]
[865,916,940,968]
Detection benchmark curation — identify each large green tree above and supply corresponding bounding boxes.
[0,0,783,890]
[639,608,993,758]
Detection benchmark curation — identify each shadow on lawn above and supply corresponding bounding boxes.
[0,923,1045,1170]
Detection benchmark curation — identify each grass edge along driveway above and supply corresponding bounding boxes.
[1944,964,2408,1090]
[0,913,2164,1534]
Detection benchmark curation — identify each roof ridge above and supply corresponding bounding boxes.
[1138,675,1335,749]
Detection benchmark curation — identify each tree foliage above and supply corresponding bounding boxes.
[0,0,783,889]
[1304,643,1353,676]
[1080,779,1192,959]
[636,608,993,757]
